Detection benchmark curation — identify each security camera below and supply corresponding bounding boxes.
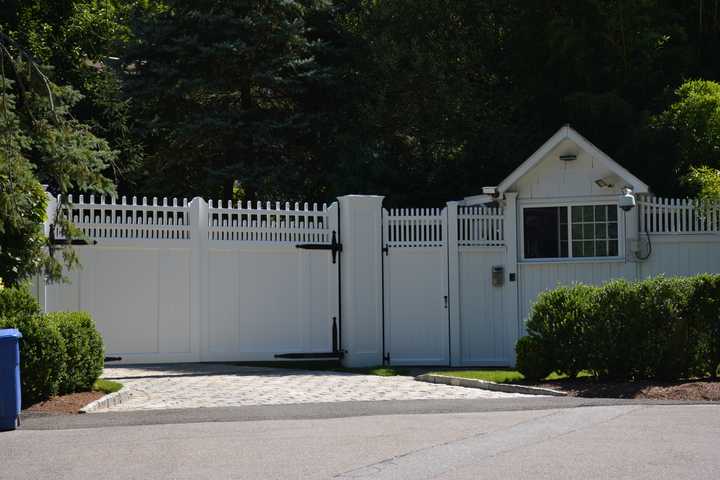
[619,187,636,212]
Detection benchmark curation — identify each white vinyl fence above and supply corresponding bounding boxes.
[45,196,339,364]
[40,192,720,367]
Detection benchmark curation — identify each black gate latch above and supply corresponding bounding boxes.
[296,230,342,264]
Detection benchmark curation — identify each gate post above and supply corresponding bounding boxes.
[338,195,385,368]
[446,201,461,366]
[189,197,208,362]
[504,192,520,366]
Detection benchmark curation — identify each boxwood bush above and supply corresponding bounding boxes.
[516,274,720,382]
[0,285,105,406]
[0,313,67,405]
[46,312,105,393]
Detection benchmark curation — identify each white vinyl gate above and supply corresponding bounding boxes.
[381,205,512,366]
[382,208,449,365]
[44,196,340,364]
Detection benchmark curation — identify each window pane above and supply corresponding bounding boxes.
[523,207,568,258]
[571,206,582,222]
[596,241,607,256]
[560,241,569,257]
[572,224,583,240]
[608,222,618,239]
[595,223,607,239]
[608,240,618,256]
[572,241,583,257]
[595,205,606,221]
[608,206,618,221]
[582,206,594,221]
[559,207,568,224]
[583,223,594,238]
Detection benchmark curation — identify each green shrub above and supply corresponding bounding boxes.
[584,279,643,379]
[0,288,105,405]
[525,284,596,377]
[0,285,41,320]
[515,336,552,381]
[0,314,66,406]
[517,274,720,382]
[687,274,720,377]
[46,312,105,393]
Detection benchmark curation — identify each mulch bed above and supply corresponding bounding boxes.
[23,391,105,414]
[530,378,720,401]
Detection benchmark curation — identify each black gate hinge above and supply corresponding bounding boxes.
[296,230,342,264]
[382,245,389,256]
[383,352,390,364]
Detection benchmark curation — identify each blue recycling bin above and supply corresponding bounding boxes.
[0,328,22,431]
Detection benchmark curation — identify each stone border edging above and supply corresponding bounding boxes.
[80,386,132,413]
[415,374,566,397]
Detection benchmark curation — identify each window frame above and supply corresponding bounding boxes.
[519,200,624,263]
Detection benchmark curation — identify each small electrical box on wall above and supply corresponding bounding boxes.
[492,266,504,287]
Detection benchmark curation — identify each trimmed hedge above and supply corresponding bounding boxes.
[0,313,67,405]
[517,274,720,382]
[0,286,105,406]
[46,312,105,394]
[0,284,41,320]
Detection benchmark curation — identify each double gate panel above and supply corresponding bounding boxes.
[201,200,340,361]
[44,196,340,364]
[382,208,450,365]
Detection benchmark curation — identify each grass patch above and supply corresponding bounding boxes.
[232,361,408,376]
[430,369,593,384]
[93,379,123,394]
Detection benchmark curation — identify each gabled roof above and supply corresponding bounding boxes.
[496,125,649,194]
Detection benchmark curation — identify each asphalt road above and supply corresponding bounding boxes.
[3,399,719,479]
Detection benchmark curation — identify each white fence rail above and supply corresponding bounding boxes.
[61,195,191,240]
[458,206,505,246]
[58,195,335,244]
[208,200,331,243]
[384,208,445,248]
[639,196,720,234]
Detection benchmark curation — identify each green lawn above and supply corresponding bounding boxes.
[93,379,123,394]
[430,369,592,384]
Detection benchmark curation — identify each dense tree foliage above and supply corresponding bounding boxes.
[1,2,720,268]
[118,0,720,205]
[0,3,120,285]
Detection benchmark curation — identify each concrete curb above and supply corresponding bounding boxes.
[415,374,566,397]
[80,386,132,413]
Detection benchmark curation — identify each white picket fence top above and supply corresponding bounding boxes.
[207,200,332,243]
[61,194,191,240]
[638,197,720,234]
[58,195,334,243]
[384,208,445,247]
[458,206,505,246]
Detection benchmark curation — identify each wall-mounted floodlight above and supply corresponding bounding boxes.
[594,178,612,188]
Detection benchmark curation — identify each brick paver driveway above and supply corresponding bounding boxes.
[100,364,530,411]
